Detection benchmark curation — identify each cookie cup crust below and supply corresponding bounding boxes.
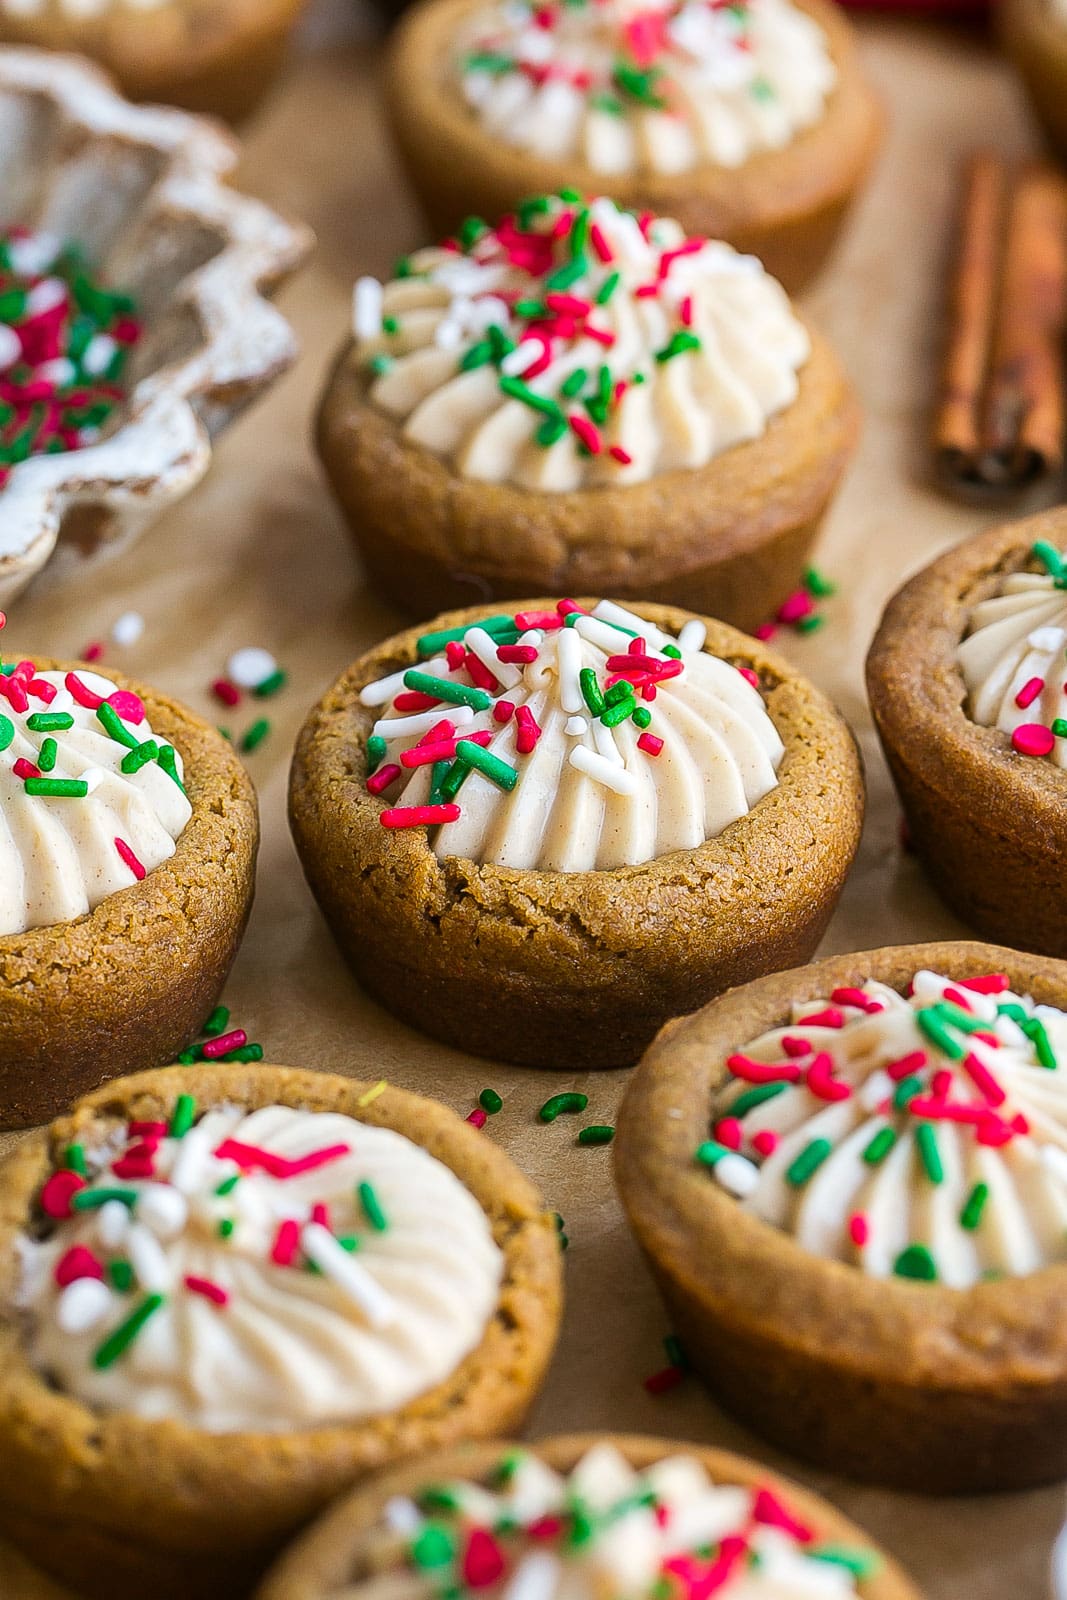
[255,1433,923,1600]
[288,601,864,1071]
[1001,0,1067,163]
[615,940,1067,1493]
[316,325,860,635]
[0,1064,563,1600]
[0,0,308,119]
[866,511,1067,957]
[384,0,883,292]
[0,660,258,1130]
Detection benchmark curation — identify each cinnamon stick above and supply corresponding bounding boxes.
[935,154,1067,493]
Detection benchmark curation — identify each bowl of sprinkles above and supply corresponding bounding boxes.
[0,1064,562,1600]
[254,1434,923,1600]
[289,596,864,1070]
[868,509,1067,960]
[0,47,311,605]
[383,0,883,290]
[616,940,1067,1494]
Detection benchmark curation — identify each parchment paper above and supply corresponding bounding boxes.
[1,20,1062,1598]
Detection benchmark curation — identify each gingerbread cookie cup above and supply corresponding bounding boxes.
[384,0,881,292]
[289,601,864,1071]
[867,512,1067,958]
[0,660,256,1130]
[0,1064,562,1600]
[616,940,1067,1493]
[256,1434,922,1600]
[318,323,858,634]
[1002,0,1067,163]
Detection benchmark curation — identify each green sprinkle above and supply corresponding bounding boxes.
[934,1001,987,1035]
[487,323,515,362]
[459,215,488,250]
[916,1123,944,1184]
[64,1143,88,1177]
[428,758,449,805]
[539,1091,588,1123]
[254,669,287,698]
[601,698,636,728]
[579,666,606,716]
[785,1138,832,1186]
[893,1074,924,1111]
[93,1293,164,1369]
[454,739,518,791]
[796,615,824,635]
[218,1218,235,1239]
[499,375,565,420]
[603,681,633,708]
[514,298,545,318]
[663,1333,687,1368]
[809,1546,880,1580]
[536,414,568,447]
[176,1049,199,1065]
[569,208,590,258]
[157,745,185,791]
[612,61,666,107]
[215,1173,241,1197]
[731,1081,788,1118]
[440,758,471,801]
[661,644,682,659]
[655,331,702,364]
[0,715,12,751]
[479,1088,503,1114]
[71,1187,138,1211]
[36,737,57,772]
[632,705,652,729]
[365,734,387,776]
[170,1093,196,1139]
[421,1485,462,1512]
[108,1260,134,1292]
[867,1129,899,1167]
[202,1005,230,1037]
[960,1181,989,1231]
[23,778,88,797]
[695,1140,731,1167]
[26,712,74,732]
[893,1244,938,1281]
[121,739,159,774]
[411,1525,455,1570]
[1032,539,1066,581]
[1053,719,1067,739]
[403,670,491,712]
[545,255,587,293]
[561,368,587,398]
[596,271,621,304]
[368,354,394,377]
[1023,1015,1058,1069]
[358,1180,388,1232]
[916,1007,966,1060]
[464,50,514,73]
[803,567,836,599]
[578,1124,614,1146]
[382,315,399,335]
[241,719,270,753]
[96,701,139,748]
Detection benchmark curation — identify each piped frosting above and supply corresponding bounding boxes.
[332,1443,876,1598]
[353,192,809,490]
[453,0,837,177]
[16,1098,504,1432]
[704,968,1067,1289]
[959,540,1067,767]
[360,599,783,872]
[0,663,190,935]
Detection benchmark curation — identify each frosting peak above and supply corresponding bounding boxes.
[361,600,783,872]
[959,541,1067,767]
[705,969,1067,1289]
[353,193,810,489]
[17,1101,503,1432]
[333,1444,875,1598]
[0,664,191,934]
[453,0,838,177]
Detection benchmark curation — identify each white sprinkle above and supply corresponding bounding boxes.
[227,647,277,690]
[36,357,75,388]
[517,630,543,650]
[910,970,947,1005]
[0,325,20,372]
[565,715,588,737]
[7,231,59,276]
[26,277,66,317]
[434,318,465,351]
[96,1199,130,1251]
[466,625,520,690]
[569,745,638,795]
[466,296,510,335]
[713,1152,760,1198]
[373,705,476,742]
[82,334,118,378]
[383,1497,423,1535]
[858,1075,894,1113]
[169,1123,217,1195]
[111,611,144,648]
[593,598,655,638]
[500,341,537,378]
[126,1223,172,1294]
[557,627,584,714]
[1043,1145,1067,1186]
[352,276,384,340]
[592,717,623,766]
[79,766,107,795]
[56,1278,113,1336]
[136,1184,188,1240]
[359,667,412,708]
[677,619,707,654]
[503,1552,562,1600]
[301,1222,397,1329]
[1028,626,1067,654]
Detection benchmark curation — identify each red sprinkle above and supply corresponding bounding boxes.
[467,1108,488,1128]
[381,803,462,829]
[108,690,145,725]
[713,1117,742,1150]
[271,1219,301,1267]
[752,1129,779,1157]
[115,838,146,881]
[515,704,542,754]
[830,986,884,1014]
[367,764,402,794]
[752,1488,813,1543]
[795,1007,845,1030]
[212,678,240,708]
[781,1035,812,1058]
[184,1275,229,1307]
[609,445,633,465]
[496,645,538,664]
[515,611,563,631]
[201,1029,248,1060]
[1012,723,1055,757]
[14,758,41,781]
[83,642,104,663]
[848,1213,870,1248]
[65,671,103,709]
[463,1529,506,1590]
[1015,676,1045,709]
[886,1050,928,1081]
[637,731,664,757]
[393,691,440,712]
[727,1054,801,1085]
[960,973,1010,995]
[54,1245,104,1287]
[737,667,760,688]
[961,1051,1006,1107]
[644,1364,685,1395]
[805,1052,851,1102]
[569,413,602,454]
[41,1170,87,1219]
[493,700,516,724]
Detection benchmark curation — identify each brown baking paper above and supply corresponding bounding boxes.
[1,19,1064,1599]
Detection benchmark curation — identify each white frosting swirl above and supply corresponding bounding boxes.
[17,1104,504,1432]
[959,549,1067,768]
[363,599,783,872]
[0,0,166,14]
[339,1443,873,1597]
[454,0,837,176]
[707,969,1067,1289]
[354,193,809,490]
[0,666,191,935]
